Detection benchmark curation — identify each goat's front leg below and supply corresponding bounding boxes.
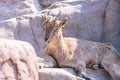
[69,61,92,80]
[73,61,85,76]
[63,61,85,75]
[43,53,57,68]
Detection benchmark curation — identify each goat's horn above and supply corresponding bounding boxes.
[42,12,48,21]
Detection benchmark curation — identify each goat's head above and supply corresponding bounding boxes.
[42,13,68,43]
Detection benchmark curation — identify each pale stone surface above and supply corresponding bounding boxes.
[39,0,57,7]
[39,68,85,80]
[47,0,108,42]
[0,39,39,80]
[104,0,120,52]
[38,68,112,80]
[34,0,42,11]
[85,68,112,80]
[0,13,45,57]
[0,0,37,21]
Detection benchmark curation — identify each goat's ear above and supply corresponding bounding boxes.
[59,17,68,28]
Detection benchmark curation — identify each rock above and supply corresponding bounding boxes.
[85,68,112,80]
[39,68,112,80]
[0,39,39,80]
[104,0,120,52]
[34,0,42,11]
[39,68,85,80]
[0,0,37,21]
[45,0,108,42]
[0,13,45,57]
[39,0,57,7]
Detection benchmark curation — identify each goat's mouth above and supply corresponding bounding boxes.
[45,39,50,43]
[46,39,50,43]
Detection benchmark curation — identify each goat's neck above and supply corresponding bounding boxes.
[57,35,67,50]
[48,31,67,51]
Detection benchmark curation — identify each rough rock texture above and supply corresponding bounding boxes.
[39,68,112,80]
[104,0,120,52]
[34,0,42,11]
[0,0,37,21]
[0,13,45,57]
[39,0,57,7]
[47,0,108,42]
[39,68,85,80]
[0,39,38,80]
[85,68,112,80]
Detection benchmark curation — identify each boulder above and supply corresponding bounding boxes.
[39,68,85,80]
[104,0,120,52]
[0,13,45,57]
[39,68,112,80]
[0,0,119,56]
[39,0,57,7]
[0,39,39,80]
[34,0,42,11]
[85,68,112,80]
[0,0,37,21]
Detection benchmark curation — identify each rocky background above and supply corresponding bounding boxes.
[0,0,120,80]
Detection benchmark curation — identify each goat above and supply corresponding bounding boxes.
[42,14,120,80]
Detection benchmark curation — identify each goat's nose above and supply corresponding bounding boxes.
[45,37,49,42]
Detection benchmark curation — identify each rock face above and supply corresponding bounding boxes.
[39,68,112,80]
[0,39,38,80]
[39,0,57,7]
[104,0,120,52]
[0,0,37,21]
[39,68,85,80]
[47,0,108,42]
[0,13,45,57]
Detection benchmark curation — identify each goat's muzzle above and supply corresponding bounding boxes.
[45,36,49,42]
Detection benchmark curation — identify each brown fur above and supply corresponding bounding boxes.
[42,14,120,80]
